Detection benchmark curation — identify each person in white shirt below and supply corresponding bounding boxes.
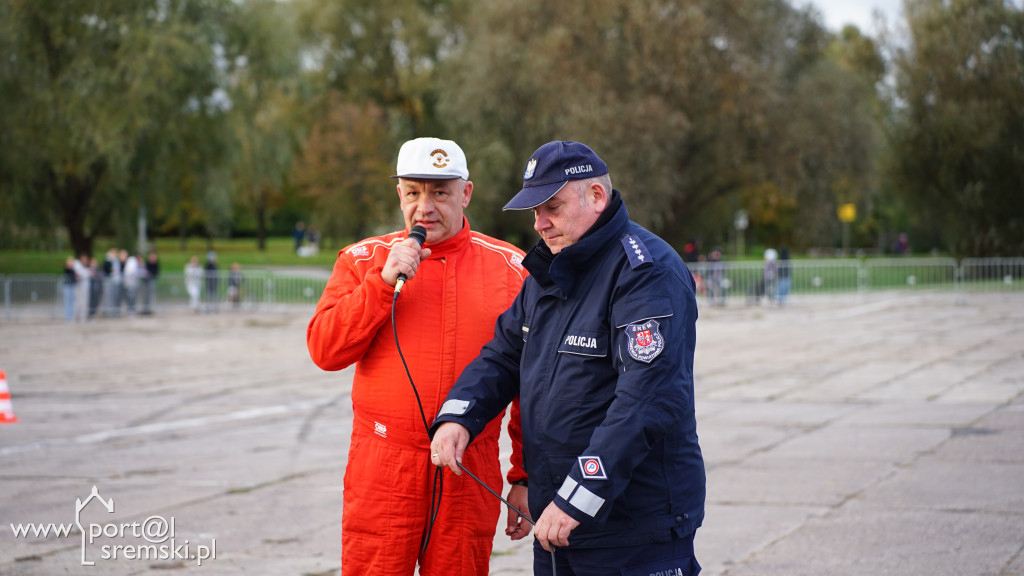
[184,255,203,312]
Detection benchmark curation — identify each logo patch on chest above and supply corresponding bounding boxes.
[625,319,665,363]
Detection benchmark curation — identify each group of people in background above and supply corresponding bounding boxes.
[293,221,321,257]
[756,246,791,307]
[62,248,246,320]
[62,249,160,322]
[681,242,791,308]
[184,251,244,313]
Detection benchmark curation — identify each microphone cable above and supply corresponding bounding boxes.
[391,269,557,574]
[391,289,444,556]
[388,224,443,555]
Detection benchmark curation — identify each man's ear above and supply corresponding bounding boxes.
[461,180,473,209]
[587,181,609,213]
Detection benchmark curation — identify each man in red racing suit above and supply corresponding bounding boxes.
[307,137,529,575]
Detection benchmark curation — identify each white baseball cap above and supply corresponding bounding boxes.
[391,137,469,180]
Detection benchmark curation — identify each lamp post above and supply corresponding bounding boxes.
[734,209,748,258]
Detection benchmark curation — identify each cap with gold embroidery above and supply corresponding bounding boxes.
[391,137,469,180]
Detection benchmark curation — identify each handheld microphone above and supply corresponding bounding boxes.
[394,225,427,296]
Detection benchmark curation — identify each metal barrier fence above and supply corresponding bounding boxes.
[1,270,329,320]
[3,257,1023,319]
[959,258,1024,292]
[690,259,864,304]
[673,257,1021,306]
[156,272,329,308]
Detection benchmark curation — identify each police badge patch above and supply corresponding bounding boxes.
[523,157,538,180]
[625,319,665,363]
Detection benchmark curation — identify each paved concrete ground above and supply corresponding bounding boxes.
[1,292,1022,575]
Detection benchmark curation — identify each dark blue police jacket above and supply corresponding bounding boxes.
[431,193,705,548]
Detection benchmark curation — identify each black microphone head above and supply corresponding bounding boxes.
[409,225,427,246]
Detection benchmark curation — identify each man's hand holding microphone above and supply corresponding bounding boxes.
[385,225,429,297]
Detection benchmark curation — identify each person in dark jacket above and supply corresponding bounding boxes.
[430,141,706,576]
[203,251,219,313]
[141,251,160,315]
[62,257,77,322]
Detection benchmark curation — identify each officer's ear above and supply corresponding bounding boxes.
[585,181,609,213]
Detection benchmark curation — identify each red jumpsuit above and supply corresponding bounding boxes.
[307,219,527,575]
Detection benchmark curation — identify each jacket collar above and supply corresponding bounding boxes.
[422,216,472,260]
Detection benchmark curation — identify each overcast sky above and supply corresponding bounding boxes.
[805,0,904,33]
[809,0,1023,33]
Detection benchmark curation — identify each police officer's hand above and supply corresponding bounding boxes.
[430,422,469,475]
[505,484,532,540]
[382,236,431,287]
[534,501,580,551]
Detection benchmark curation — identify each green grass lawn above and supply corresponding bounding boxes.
[0,237,341,275]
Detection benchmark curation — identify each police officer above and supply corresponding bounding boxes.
[430,141,705,576]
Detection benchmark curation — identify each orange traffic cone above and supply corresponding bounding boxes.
[0,370,18,424]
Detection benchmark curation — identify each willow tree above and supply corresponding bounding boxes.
[225,0,308,251]
[0,0,249,256]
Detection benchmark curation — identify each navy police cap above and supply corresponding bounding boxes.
[503,141,609,211]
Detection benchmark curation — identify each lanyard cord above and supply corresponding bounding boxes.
[391,290,557,573]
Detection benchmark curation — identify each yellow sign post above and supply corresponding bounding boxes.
[837,203,856,255]
[838,203,856,223]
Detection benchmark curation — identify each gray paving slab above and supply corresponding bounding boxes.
[935,426,1024,462]
[835,401,996,427]
[762,424,951,462]
[723,505,1024,576]
[0,292,1022,575]
[710,457,898,507]
[866,458,1024,513]
[1006,547,1024,575]
[697,423,797,466]
[978,403,1024,430]
[699,400,863,427]
[695,503,827,576]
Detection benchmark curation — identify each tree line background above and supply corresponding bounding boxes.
[1,0,1022,259]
